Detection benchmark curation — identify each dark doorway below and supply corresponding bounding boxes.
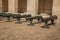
[2,0,8,12]
[18,0,27,13]
[38,0,53,15]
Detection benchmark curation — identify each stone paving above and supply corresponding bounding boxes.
[0,14,60,40]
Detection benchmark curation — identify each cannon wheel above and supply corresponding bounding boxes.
[42,20,50,28]
[27,19,34,26]
[5,17,12,22]
[15,18,22,24]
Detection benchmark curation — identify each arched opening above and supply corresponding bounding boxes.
[38,0,53,15]
[2,0,8,12]
[18,0,27,13]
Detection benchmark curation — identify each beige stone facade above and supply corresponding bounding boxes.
[0,0,2,12]
[0,0,60,15]
[52,0,60,15]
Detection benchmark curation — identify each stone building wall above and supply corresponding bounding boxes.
[52,0,60,15]
[0,0,60,15]
[0,0,2,11]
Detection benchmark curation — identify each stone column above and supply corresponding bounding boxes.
[0,0,2,12]
[27,0,38,16]
[8,0,18,13]
[52,0,60,15]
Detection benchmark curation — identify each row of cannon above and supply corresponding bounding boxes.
[0,12,57,28]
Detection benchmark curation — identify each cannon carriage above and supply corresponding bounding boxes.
[12,13,31,24]
[0,12,57,28]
